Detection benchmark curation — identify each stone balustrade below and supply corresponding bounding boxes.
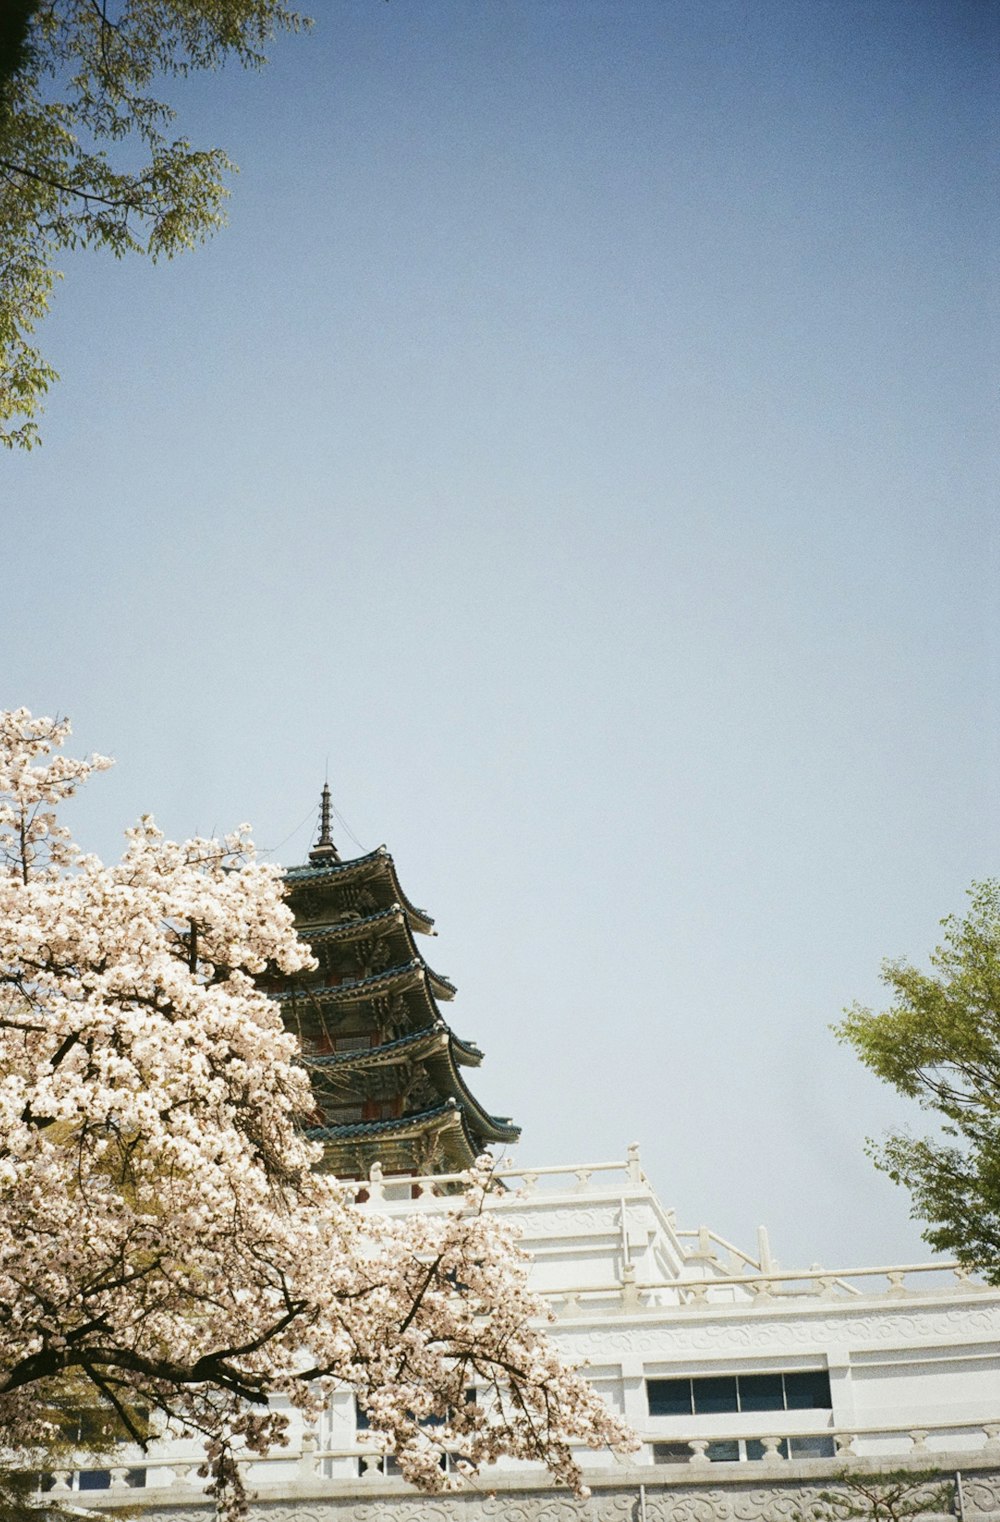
[38,1418,1000,1506]
[364,1148,647,1204]
[544,1258,988,1313]
[355,1155,990,1312]
[642,1421,1000,1464]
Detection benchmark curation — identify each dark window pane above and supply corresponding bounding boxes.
[647,1379,692,1416]
[653,1443,692,1465]
[78,1471,111,1491]
[789,1436,836,1459]
[738,1373,785,1411]
[355,1401,370,1430]
[746,1439,789,1461]
[126,1469,146,1488]
[706,1441,740,1463]
[784,1371,832,1409]
[693,1376,738,1414]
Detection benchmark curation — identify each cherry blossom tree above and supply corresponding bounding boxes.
[0,709,634,1517]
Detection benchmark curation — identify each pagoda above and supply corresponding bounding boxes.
[273,786,520,1178]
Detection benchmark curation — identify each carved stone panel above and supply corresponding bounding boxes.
[86,1467,1000,1522]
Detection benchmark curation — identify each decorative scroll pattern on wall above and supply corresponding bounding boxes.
[551,1304,1000,1360]
[101,1468,1000,1522]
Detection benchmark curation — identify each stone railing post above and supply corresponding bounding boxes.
[298,1430,318,1480]
[621,1261,640,1311]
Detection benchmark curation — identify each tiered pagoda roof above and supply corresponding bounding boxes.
[276,788,519,1177]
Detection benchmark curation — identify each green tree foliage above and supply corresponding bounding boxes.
[0,1370,148,1520]
[799,1471,954,1522]
[837,880,1000,1281]
[0,1,307,448]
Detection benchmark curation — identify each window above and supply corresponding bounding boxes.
[79,1470,113,1491]
[695,1376,738,1414]
[790,1435,836,1458]
[647,1370,831,1417]
[738,1373,785,1411]
[647,1379,692,1416]
[706,1440,740,1462]
[42,1467,145,1492]
[727,1437,836,1463]
[654,1436,835,1465]
[652,1442,692,1465]
[785,1371,834,1409]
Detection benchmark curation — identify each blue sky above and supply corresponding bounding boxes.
[5,0,998,1270]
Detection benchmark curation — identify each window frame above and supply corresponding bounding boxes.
[647,1369,832,1417]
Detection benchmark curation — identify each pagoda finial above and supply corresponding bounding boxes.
[318,782,333,846]
[309,782,340,864]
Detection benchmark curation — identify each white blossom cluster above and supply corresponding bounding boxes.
[0,711,635,1518]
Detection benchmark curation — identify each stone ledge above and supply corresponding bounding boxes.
[76,1454,1000,1520]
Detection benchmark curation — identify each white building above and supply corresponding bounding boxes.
[56,1147,1000,1519]
[53,826,1000,1517]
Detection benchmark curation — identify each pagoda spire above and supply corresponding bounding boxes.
[309,783,341,864]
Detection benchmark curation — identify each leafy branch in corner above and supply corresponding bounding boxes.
[0,1,309,448]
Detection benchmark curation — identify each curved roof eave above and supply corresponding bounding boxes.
[275,955,459,1004]
[284,847,435,934]
[305,1101,465,1142]
[305,1104,508,1168]
[297,906,408,943]
[270,959,433,1006]
[427,1047,521,1145]
[449,1033,483,1067]
[303,1025,449,1070]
